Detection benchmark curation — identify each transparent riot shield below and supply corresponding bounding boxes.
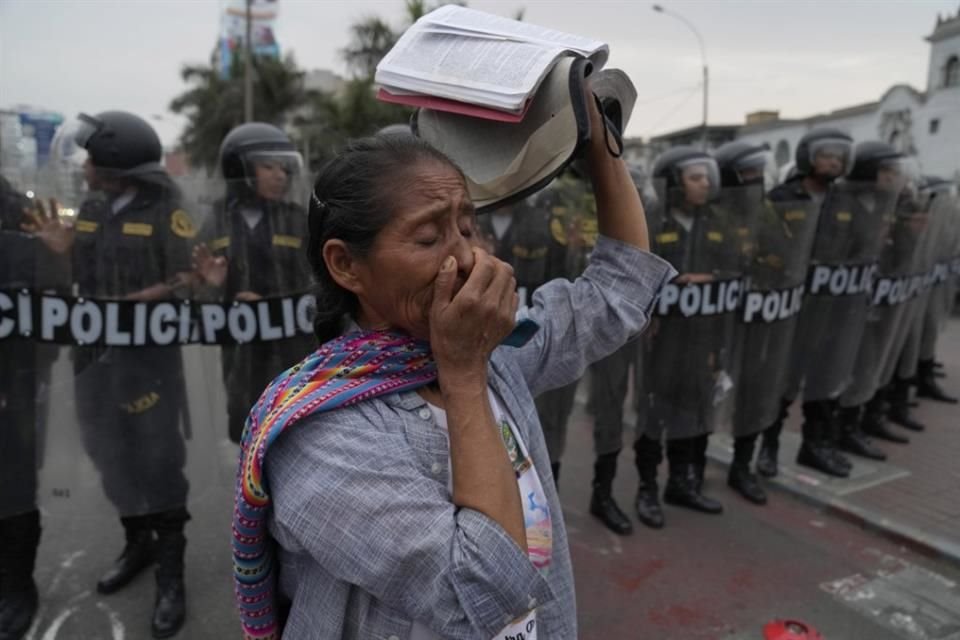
[519,169,597,464]
[920,182,960,362]
[732,191,820,438]
[642,177,751,444]
[842,169,929,406]
[787,177,894,403]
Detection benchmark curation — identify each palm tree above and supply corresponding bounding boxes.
[169,51,307,171]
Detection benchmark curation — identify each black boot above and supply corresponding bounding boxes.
[692,434,709,493]
[756,399,788,478]
[664,464,724,513]
[917,359,958,403]
[728,435,767,505]
[862,400,909,444]
[887,378,925,431]
[151,509,189,639]
[589,452,633,535]
[837,405,887,461]
[0,510,40,640]
[633,437,664,529]
[796,402,849,478]
[821,401,853,473]
[664,438,723,514]
[97,515,156,594]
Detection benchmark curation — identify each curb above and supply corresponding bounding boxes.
[706,436,960,570]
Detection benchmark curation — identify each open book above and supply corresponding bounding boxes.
[375,5,608,119]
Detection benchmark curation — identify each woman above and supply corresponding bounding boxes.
[233,88,673,639]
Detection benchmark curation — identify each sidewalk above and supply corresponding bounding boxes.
[708,317,960,566]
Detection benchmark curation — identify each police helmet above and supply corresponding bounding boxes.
[219,122,301,183]
[847,141,904,182]
[714,141,771,187]
[794,127,854,179]
[652,145,720,202]
[75,111,162,176]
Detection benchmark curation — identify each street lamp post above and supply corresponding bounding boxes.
[652,4,709,150]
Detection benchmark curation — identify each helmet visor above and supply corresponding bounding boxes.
[675,157,720,204]
[73,113,103,150]
[807,138,854,178]
[240,150,304,202]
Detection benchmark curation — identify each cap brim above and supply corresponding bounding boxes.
[416,55,589,211]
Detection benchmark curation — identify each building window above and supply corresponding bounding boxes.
[945,55,960,88]
[775,140,791,168]
[930,118,940,134]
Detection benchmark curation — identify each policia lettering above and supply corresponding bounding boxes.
[0,290,314,346]
[656,279,743,318]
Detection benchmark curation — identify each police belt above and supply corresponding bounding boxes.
[0,289,315,346]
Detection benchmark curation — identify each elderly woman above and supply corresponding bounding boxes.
[233,90,673,639]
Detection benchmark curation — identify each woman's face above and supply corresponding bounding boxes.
[349,161,479,340]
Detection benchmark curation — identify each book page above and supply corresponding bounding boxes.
[377,30,561,106]
[422,4,608,66]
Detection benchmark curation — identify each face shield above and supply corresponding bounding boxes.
[808,138,854,180]
[675,157,720,207]
[876,156,910,195]
[239,150,304,203]
[47,118,93,212]
[731,149,777,191]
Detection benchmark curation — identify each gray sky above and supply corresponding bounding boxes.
[1,0,956,146]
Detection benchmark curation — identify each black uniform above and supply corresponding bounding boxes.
[199,197,314,443]
[72,186,192,517]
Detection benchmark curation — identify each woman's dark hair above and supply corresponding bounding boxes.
[308,134,463,343]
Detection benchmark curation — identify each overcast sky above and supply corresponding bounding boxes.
[1,0,957,146]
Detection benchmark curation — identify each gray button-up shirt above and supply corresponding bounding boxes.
[265,236,675,639]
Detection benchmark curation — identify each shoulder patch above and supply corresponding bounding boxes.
[550,217,567,246]
[656,231,679,244]
[836,211,853,223]
[122,222,153,237]
[75,220,98,233]
[210,236,231,251]
[272,234,302,249]
[170,209,196,238]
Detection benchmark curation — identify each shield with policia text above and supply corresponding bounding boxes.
[841,160,927,407]
[784,175,893,404]
[641,176,754,443]
[732,188,821,438]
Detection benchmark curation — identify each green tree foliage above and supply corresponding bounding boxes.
[169,51,307,171]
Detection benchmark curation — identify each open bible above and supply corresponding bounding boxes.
[375,4,609,121]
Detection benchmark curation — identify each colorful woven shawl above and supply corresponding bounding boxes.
[232,329,437,640]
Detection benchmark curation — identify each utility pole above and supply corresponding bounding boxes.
[244,0,254,122]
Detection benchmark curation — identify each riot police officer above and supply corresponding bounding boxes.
[192,123,315,444]
[836,142,916,456]
[43,111,194,638]
[637,146,739,528]
[529,168,598,493]
[0,179,51,640]
[760,128,857,479]
[717,140,817,505]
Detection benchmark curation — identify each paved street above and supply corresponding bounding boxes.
[21,320,960,639]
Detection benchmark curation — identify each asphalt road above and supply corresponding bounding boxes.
[20,345,960,640]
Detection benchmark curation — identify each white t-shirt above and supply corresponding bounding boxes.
[408,388,551,640]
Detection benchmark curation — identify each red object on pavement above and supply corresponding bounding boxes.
[763,619,825,640]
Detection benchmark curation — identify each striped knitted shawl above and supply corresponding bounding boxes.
[232,329,437,640]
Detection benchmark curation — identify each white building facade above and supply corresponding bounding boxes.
[735,10,960,181]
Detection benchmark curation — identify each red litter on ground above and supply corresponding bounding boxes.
[763,619,825,640]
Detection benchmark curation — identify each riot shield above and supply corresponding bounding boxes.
[842,164,928,406]
[643,177,751,443]
[919,182,960,362]
[733,190,820,437]
[786,177,893,403]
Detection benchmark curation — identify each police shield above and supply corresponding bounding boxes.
[733,189,820,438]
[918,180,960,364]
[786,175,894,403]
[642,172,751,443]
[841,166,930,407]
